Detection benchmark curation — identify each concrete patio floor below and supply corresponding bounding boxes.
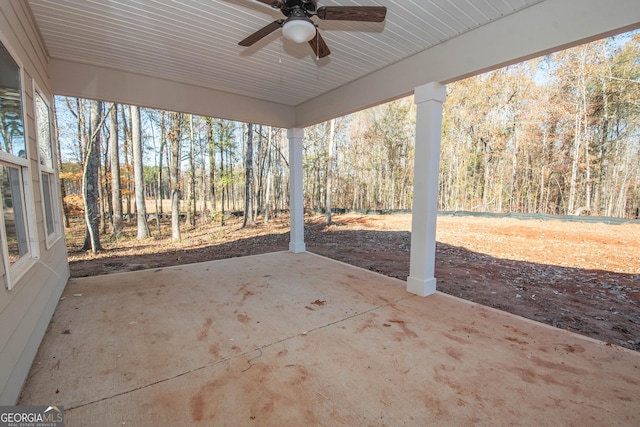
[19,252,640,426]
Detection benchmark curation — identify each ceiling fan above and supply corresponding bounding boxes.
[238,0,387,59]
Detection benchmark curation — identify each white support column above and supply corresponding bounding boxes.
[288,128,306,253]
[407,82,446,296]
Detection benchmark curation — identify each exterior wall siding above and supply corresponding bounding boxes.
[0,1,69,404]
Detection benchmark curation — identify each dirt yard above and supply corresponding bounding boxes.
[66,213,640,351]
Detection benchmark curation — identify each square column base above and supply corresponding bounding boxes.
[289,242,306,253]
[407,276,437,297]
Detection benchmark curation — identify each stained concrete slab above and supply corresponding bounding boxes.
[19,252,640,426]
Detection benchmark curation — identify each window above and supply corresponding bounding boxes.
[36,92,53,168]
[0,39,36,288]
[0,42,26,158]
[41,172,55,237]
[0,164,29,263]
[35,90,59,244]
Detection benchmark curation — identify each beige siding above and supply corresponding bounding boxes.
[0,1,69,404]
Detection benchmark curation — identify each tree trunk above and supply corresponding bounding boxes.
[207,119,216,214]
[200,124,207,220]
[219,122,225,226]
[53,101,70,228]
[243,123,255,227]
[109,103,123,237]
[99,122,107,236]
[188,115,196,228]
[120,106,132,221]
[229,139,236,212]
[151,112,162,236]
[255,125,262,222]
[82,100,103,253]
[170,112,182,240]
[158,112,166,215]
[264,128,273,223]
[325,118,336,224]
[132,105,149,238]
[582,68,592,213]
[568,113,581,214]
[76,98,85,163]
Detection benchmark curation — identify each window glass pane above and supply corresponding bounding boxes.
[0,164,28,263]
[42,172,55,236]
[0,42,26,158]
[36,92,52,168]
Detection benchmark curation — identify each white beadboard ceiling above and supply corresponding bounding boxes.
[27,0,542,106]
[25,0,640,127]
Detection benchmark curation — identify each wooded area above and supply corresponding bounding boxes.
[55,32,640,251]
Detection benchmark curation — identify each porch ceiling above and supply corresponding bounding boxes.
[26,0,640,127]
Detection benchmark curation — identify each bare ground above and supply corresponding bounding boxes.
[66,213,640,351]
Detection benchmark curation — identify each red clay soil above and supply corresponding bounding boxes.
[67,213,640,351]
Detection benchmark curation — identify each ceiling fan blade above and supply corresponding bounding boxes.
[308,30,330,59]
[254,0,283,7]
[316,6,387,22]
[239,20,283,46]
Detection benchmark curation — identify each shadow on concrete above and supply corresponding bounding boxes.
[68,226,640,350]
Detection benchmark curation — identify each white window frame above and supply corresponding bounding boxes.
[0,33,39,290]
[33,84,62,249]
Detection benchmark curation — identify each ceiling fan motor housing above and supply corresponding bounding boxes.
[281,0,318,17]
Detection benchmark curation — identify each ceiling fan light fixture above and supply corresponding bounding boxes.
[282,18,316,43]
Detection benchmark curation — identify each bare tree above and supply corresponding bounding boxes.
[243,123,255,227]
[99,110,108,235]
[169,112,183,240]
[187,115,196,228]
[149,110,162,236]
[109,103,123,237]
[206,118,216,215]
[53,100,70,228]
[264,127,273,223]
[325,118,336,224]
[82,100,103,253]
[132,105,150,238]
[219,121,226,224]
[120,106,132,220]
[158,111,167,215]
